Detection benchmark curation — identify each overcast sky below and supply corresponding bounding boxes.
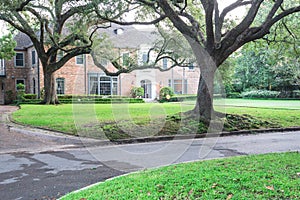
[0,1,245,36]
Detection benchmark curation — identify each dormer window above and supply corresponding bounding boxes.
[76,54,84,65]
[142,53,148,64]
[114,28,124,35]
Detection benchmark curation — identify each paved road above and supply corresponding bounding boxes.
[0,106,299,199]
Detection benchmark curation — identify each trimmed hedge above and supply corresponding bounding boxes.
[59,98,144,104]
[23,94,38,99]
[18,96,145,104]
[159,94,223,103]
[241,90,280,99]
[226,92,241,98]
[291,90,300,98]
[57,95,129,99]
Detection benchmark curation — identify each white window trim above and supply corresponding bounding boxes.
[15,52,25,67]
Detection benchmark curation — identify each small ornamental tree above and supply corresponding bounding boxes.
[16,83,25,102]
[159,87,174,101]
[131,87,144,98]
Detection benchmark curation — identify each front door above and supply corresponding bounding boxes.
[141,80,152,99]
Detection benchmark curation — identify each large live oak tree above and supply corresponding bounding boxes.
[0,0,126,104]
[151,0,300,121]
[97,0,300,121]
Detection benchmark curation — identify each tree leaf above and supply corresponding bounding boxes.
[265,185,274,191]
[226,193,233,200]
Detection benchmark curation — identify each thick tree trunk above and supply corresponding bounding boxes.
[193,69,215,121]
[42,70,58,104]
[184,36,218,121]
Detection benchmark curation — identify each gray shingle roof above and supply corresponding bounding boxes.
[99,24,158,49]
[14,24,158,50]
[14,32,33,50]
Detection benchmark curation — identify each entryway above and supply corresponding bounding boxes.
[141,79,152,99]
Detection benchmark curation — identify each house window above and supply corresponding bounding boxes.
[162,58,168,69]
[32,50,36,66]
[188,64,194,70]
[122,53,129,66]
[112,77,118,95]
[168,79,187,94]
[0,59,5,76]
[142,53,148,64]
[16,79,25,90]
[76,54,84,65]
[56,78,65,95]
[100,76,111,95]
[15,52,24,67]
[88,74,118,95]
[33,78,36,94]
[57,51,64,61]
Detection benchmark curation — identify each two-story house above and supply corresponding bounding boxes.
[0,33,39,104]
[0,25,200,104]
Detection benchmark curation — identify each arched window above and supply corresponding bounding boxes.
[33,78,36,94]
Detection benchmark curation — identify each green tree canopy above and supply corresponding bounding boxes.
[0,33,16,60]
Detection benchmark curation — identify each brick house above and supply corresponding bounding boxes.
[0,25,200,104]
[0,33,39,104]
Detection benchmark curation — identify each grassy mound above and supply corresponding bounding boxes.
[89,113,279,141]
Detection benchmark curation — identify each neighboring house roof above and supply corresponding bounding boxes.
[14,32,33,50]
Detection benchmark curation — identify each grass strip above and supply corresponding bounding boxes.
[61,152,300,200]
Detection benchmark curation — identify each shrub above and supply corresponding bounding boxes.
[131,87,144,98]
[5,90,14,104]
[159,87,174,101]
[16,83,25,102]
[23,94,37,99]
[226,92,241,98]
[292,90,300,98]
[241,90,280,99]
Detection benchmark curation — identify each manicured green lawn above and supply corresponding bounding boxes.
[12,103,191,134]
[12,99,300,138]
[61,152,300,200]
[214,98,300,110]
